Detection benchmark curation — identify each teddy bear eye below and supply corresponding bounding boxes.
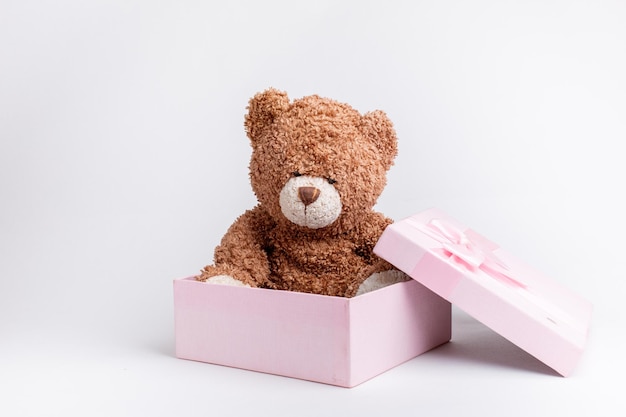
[292,171,302,177]
[326,177,337,184]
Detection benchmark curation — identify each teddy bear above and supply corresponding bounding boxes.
[197,88,407,297]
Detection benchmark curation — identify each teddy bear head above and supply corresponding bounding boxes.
[244,88,397,234]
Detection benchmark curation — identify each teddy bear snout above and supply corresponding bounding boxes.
[298,186,320,206]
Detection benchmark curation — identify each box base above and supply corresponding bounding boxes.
[174,277,451,387]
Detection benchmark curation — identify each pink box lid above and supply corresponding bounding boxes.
[374,208,592,376]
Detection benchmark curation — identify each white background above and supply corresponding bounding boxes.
[1,1,625,416]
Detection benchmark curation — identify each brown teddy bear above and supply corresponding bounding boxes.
[197,88,407,297]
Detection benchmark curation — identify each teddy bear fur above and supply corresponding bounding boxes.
[197,88,400,297]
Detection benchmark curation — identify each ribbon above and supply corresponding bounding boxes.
[409,218,527,289]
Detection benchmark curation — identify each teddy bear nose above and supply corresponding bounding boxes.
[298,186,320,206]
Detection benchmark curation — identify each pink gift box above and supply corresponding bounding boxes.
[173,276,451,387]
[374,208,592,376]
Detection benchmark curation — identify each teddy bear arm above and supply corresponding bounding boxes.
[344,212,403,297]
[353,212,394,265]
[199,208,274,287]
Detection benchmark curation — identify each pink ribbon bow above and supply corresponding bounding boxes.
[414,218,527,289]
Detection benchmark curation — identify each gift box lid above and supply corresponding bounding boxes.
[374,208,592,376]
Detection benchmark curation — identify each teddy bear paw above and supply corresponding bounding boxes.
[205,275,251,288]
[355,270,410,296]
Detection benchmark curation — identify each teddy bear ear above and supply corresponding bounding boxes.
[361,110,398,169]
[244,88,290,142]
